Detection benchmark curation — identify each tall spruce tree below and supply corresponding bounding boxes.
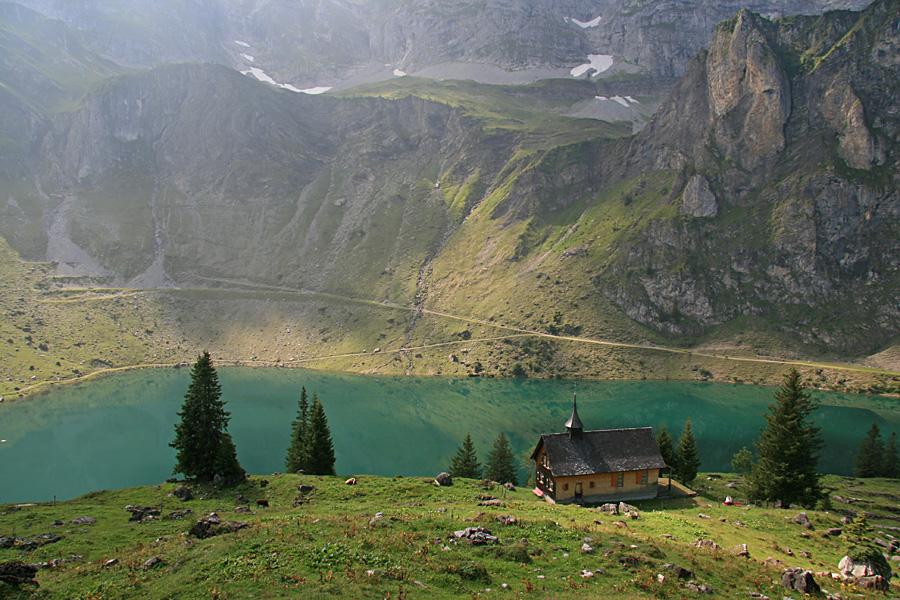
[883,432,900,479]
[449,433,482,479]
[656,424,678,479]
[303,394,336,476]
[485,432,518,485]
[171,352,243,481]
[285,387,310,473]
[749,368,823,508]
[854,423,885,478]
[674,418,701,487]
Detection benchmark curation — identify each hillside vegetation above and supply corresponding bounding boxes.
[1,473,898,599]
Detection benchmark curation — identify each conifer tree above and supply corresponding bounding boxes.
[748,368,823,508]
[854,423,884,478]
[674,418,701,487]
[656,424,677,478]
[449,433,482,479]
[485,432,518,485]
[843,515,892,577]
[285,387,310,473]
[303,394,336,475]
[731,446,754,475]
[214,432,244,481]
[171,352,243,481]
[882,432,900,478]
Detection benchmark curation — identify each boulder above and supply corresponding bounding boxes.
[298,484,316,494]
[173,485,194,501]
[142,557,163,570]
[434,472,453,487]
[0,561,38,586]
[853,575,890,590]
[838,555,891,580]
[781,567,821,595]
[598,503,618,514]
[792,512,811,529]
[478,499,503,507]
[663,563,694,579]
[497,515,517,526]
[71,516,96,525]
[451,526,498,545]
[693,539,720,550]
[189,514,249,539]
[731,544,750,558]
[503,482,515,492]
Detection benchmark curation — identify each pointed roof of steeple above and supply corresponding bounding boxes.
[564,392,583,434]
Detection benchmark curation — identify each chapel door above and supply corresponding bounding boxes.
[575,483,583,497]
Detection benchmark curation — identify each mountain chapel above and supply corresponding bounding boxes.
[530,396,667,504]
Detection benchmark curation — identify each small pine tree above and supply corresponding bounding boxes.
[843,515,892,577]
[854,423,884,478]
[449,433,482,479]
[748,368,823,508]
[303,394,336,476]
[656,424,678,479]
[170,352,242,481]
[674,418,701,487]
[731,446,754,476]
[214,432,245,481]
[285,387,310,473]
[882,432,900,478]
[485,432,518,485]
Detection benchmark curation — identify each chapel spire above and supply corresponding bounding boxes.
[565,391,583,440]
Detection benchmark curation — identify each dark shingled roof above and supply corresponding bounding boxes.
[532,427,666,477]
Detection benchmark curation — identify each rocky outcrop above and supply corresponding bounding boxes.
[706,11,791,169]
[681,175,718,217]
[822,81,885,169]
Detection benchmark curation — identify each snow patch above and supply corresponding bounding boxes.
[241,68,328,94]
[299,86,332,95]
[393,69,407,77]
[625,96,639,104]
[570,54,614,77]
[235,40,250,48]
[243,67,278,86]
[240,53,254,62]
[571,15,601,28]
[595,96,607,101]
[610,95,629,107]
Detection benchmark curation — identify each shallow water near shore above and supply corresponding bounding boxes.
[1,367,899,503]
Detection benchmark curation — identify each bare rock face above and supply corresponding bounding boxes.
[706,11,790,169]
[681,175,718,217]
[822,82,885,169]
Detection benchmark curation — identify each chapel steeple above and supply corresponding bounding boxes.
[565,392,583,440]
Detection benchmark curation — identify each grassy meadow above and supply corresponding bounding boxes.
[1,473,899,599]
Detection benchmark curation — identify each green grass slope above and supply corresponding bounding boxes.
[1,473,898,599]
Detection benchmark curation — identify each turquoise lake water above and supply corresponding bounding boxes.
[1,367,899,503]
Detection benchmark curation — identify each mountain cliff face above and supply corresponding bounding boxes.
[580,0,900,349]
[1,0,898,378]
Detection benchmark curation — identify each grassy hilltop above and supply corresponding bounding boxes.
[1,473,899,599]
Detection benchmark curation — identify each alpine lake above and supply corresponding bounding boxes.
[2,367,900,504]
